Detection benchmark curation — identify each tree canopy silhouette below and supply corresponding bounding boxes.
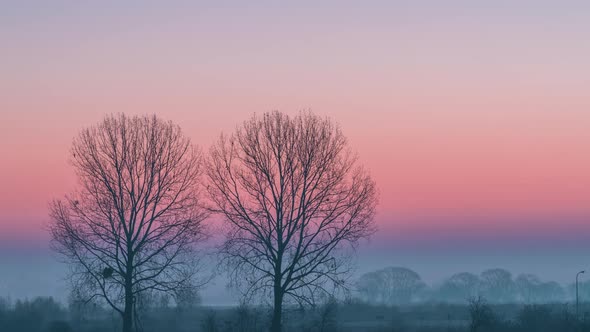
[50,114,209,332]
[207,111,377,332]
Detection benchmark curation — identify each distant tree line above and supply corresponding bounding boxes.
[355,266,581,305]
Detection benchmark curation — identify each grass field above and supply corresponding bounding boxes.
[3,296,590,332]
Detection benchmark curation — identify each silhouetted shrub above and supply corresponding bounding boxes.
[0,297,68,332]
[316,298,339,332]
[201,309,219,332]
[230,303,265,332]
[468,296,498,332]
[46,320,73,332]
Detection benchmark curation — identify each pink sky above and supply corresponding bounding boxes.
[1,1,590,246]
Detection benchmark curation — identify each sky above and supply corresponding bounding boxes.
[1,1,590,303]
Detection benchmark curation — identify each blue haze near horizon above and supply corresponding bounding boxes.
[2,215,590,306]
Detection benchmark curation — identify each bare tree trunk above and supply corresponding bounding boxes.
[123,254,134,332]
[123,275,134,332]
[270,281,283,332]
[271,242,284,332]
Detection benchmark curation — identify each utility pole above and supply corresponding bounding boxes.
[577,270,585,319]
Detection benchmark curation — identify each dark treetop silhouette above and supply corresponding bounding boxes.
[206,111,377,332]
[49,114,209,332]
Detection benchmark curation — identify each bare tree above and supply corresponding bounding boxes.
[356,270,383,303]
[357,267,426,305]
[480,268,515,303]
[50,114,209,332]
[437,272,480,303]
[515,273,542,303]
[537,281,565,303]
[207,111,377,332]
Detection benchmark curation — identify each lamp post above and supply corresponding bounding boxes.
[577,270,585,318]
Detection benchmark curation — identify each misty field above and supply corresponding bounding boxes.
[2,297,590,332]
